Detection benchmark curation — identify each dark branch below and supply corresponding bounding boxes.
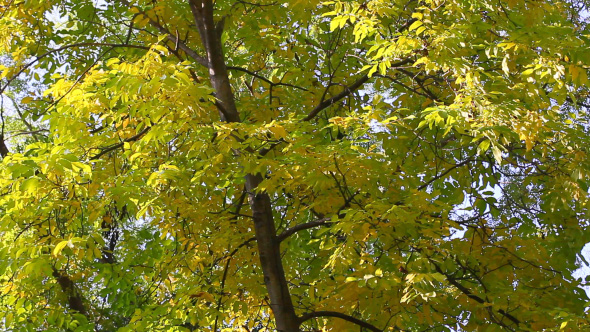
[7,129,48,138]
[417,155,475,191]
[277,218,331,242]
[302,74,369,122]
[189,0,241,122]
[227,66,308,91]
[214,255,231,332]
[90,127,150,160]
[430,259,521,326]
[303,58,413,121]
[0,134,8,158]
[397,68,440,101]
[298,311,385,332]
[52,268,87,315]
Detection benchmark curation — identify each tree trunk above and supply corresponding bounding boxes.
[246,174,300,332]
[189,1,300,330]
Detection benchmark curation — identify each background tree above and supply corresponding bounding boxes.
[0,0,589,331]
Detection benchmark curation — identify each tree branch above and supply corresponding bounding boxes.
[189,0,241,122]
[302,74,369,122]
[429,259,521,326]
[227,66,308,91]
[119,0,208,67]
[277,218,331,242]
[0,134,8,158]
[417,155,475,191]
[52,268,88,316]
[191,1,299,330]
[90,127,150,160]
[397,68,440,101]
[302,58,413,122]
[0,42,150,97]
[0,100,8,158]
[298,311,385,332]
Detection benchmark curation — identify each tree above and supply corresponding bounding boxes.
[0,0,589,331]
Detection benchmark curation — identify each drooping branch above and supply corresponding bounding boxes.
[214,189,251,332]
[213,254,232,332]
[298,311,386,332]
[5,94,40,139]
[277,217,331,242]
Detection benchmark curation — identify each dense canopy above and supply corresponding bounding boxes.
[1,0,590,331]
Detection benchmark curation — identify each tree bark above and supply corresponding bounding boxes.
[189,1,300,330]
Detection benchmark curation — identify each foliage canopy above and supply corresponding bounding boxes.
[1,0,590,331]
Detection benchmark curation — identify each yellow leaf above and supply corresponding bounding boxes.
[492,146,502,163]
[330,18,340,31]
[20,177,39,193]
[502,56,510,75]
[409,20,423,31]
[21,96,34,104]
[130,309,142,323]
[579,69,589,85]
[106,58,120,67]
[53,240,70,257]
[151,44,169,55]
[269,125,287,139]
